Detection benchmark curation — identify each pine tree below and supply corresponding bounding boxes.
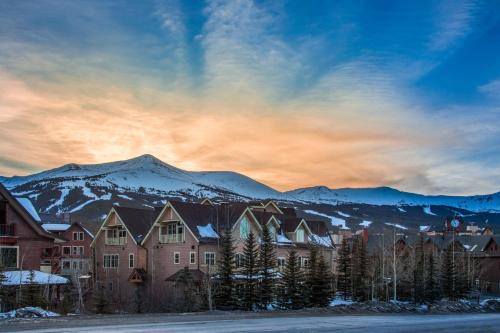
[305,246,318,307]
[59,285,74,314]
[315,254,333,307]
[259,224,277,309]
[424,251,439,303]
[175,267,196,312]
[242,231,259,310]
[21,270,46,308]
[216,227,236,309]
[0,269,10,312]
[280,249,305,309]
[413,235,425,304]
[337,238,352,300]
[351,236,369,301]
[93,283,110,314]
[441,243,456,300]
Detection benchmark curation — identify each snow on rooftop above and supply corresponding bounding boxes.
[42,223,71,231]
[423,206,436,216]
[16,197,41,222]
[277,233,293,244]
[197,223,219,238]
[359,220,372,228]
[309,234,332,247]
[397,207,406,213]
[419,225,431,232]
[385,222,408,230]
[1,270,69,286]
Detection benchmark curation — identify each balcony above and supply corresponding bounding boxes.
[159,233,184,244]
[0,224,15,237]
[105,237,127,245]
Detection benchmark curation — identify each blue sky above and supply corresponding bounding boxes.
[1,0,500,195]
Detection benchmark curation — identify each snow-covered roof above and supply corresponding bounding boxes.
[1,270,69,286]
[196,224,219,238]
[277,233,293,244]
[16,197,41,222]
[42,223,71,232]
[309,234,333,247]
[419,225,431,232]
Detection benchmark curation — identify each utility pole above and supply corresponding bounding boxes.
[393,227,397,302]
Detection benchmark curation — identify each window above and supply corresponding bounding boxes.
[268,224,276,241]
[0,200,6,225]
[62,260,71,270]
[240,217,250,239]
[204,252,215,266]
[160,223,184,243]
[277,257,286,269]
[300,257,310,268]
[0,246,18,269]
[62,246,71,255]
[129,253,135,268]
[296,228,305,242]
[73,232,84,241]
[72,261,78,270]
[103,254,119,268]
[235,253,245,268]
[79,261,83,270]
[189,252,196,265]
[174,252,180,264]
[105,227,127,245]
[108,282,113,291]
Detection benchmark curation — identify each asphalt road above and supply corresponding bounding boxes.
[2,313,500,333]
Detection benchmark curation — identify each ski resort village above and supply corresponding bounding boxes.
[1,155,500,325]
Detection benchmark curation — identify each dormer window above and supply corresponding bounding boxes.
[268,224,276,241]
[296,228,305,242]
[240,217,250,239]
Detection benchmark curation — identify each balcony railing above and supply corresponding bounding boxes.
[105,237,127,245]
[159,233,184,244]
[0,224,15,237]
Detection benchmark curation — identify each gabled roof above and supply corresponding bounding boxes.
[0,183,61,241]
[168,201,220,241]
[280,207,297,217]
[113,206,162,243]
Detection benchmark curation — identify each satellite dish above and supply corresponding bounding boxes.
[451,219,460,228]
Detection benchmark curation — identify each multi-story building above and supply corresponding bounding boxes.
[0,184,62,272]
[91,199,335,311]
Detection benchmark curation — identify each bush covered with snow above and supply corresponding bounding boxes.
[0,307,60,320]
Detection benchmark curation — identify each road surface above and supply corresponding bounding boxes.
[2,313,500,333]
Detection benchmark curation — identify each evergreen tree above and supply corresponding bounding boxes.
[455,250,470,299]
[315,254,333,307]
[259,224,277,309]
[242,232,259,310]
[337,238,352,300]
[413,235,425,304]
[424,251,439,303]
[305,246,318,307]
[21,270,46,308]
[441,243,456,300]
[280,249,305,309]
[175,267,196,312]
[0,269,10,311]
[93,283,110,314]
[59,285,74,314]
[351,236,369,301]
[216,227,236,309]
[133,285,146,313]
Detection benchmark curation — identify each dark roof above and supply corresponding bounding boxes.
[280,217,304,233]
[0,183,59,241]
[280,207,297,217]
[305,219,330,237]
[251,210,275,226]
[169,201,219,240]
[114,206,162,243]
[165,268,206,282]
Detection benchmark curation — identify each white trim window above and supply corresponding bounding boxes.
[189,251,196,265]
[129,253,135,268]
[73,231,84,241]
[0,245,19,269]
[239,216,250,239]
[234,253,244,268]
[103,254,119,268]
[296,228,305,243]
[62,246,71,255]
[204,252,215,266]
[174,252,180,264]
[277,257,286,270]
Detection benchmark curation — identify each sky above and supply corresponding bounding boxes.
[1,0,500,196]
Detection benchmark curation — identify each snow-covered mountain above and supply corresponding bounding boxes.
[1,154,500,222]
[286,186,500,213]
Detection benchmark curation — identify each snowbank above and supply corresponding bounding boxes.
[0,307,59,319]
[1,270,69,286]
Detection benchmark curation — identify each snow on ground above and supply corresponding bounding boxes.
[69,199,95,213]
[1,270,69,286]
[336,211,350,218]
[42,224,71,232]
[303,210,348,229]
[419,225,431,232]
[197,224,219,238]
[16,197,41,222]
[397,207,406,213]
[385,222,408,230]
[359,220,372,228]
[423,205,437,216]
[45,187,70,212]
[330,298,354,306]
[117,194,133,200]
[0,307,59,319]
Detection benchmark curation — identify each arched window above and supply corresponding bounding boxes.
[240,217,250,239]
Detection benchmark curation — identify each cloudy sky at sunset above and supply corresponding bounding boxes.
[1,0,500,195]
